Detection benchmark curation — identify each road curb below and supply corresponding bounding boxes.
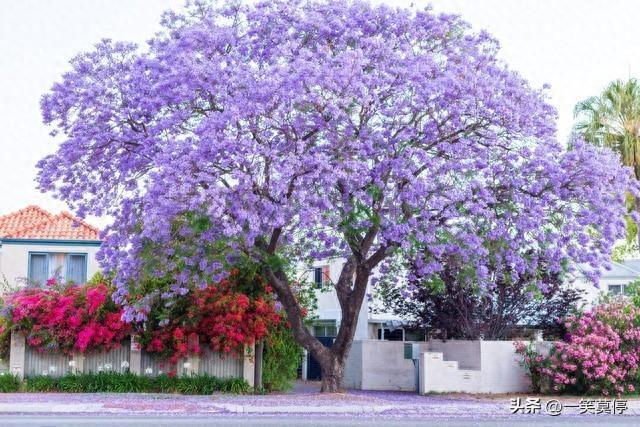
[215,403,397,414]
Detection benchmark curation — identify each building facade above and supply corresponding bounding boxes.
[0,206,101,290]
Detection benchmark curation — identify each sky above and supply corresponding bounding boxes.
[2,0,640,227]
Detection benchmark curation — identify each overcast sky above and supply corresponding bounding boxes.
[2,0,640,226]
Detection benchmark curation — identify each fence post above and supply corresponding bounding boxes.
[254,341,264,390]
[301,349,308,380]
[71,353,85,374]
[181,355,199,377]
[9,332,26,380]
[130,335,142,375]
[243,343,255,388]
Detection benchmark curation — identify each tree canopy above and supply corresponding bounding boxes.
[37,0,635,391]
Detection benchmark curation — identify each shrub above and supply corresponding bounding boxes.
[24,375,59,392]
[262,323,303,392]
[0,373,20,392]
[513,342,550,393]
[135,270,283,365]
[21,372,248,394]
[516,300,640,396]
[0,281,130,355]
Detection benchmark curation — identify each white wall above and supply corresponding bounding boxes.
[420,340,552,394]
[571,278,606,306]
[344,340,418,391]
[0,242,100,288]
[344,339,551,393]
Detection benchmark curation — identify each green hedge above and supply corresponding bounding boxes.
[16,372,249,394]
[0,373,20,392]
[262,325,303,392]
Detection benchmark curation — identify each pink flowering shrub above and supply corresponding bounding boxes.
[514,341,550,393]
[0,280,131,356]
[516,300,640,395]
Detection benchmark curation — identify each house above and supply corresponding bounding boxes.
[573,259,640,305]
[0,206,101,289]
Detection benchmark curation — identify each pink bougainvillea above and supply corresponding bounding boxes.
[0,282,131,355]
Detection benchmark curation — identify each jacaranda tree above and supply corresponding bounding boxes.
[38,0,635,391]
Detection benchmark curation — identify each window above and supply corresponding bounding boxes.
[608,284,630,296]
[312,320,337,337]
[312,265,331,287]
[28,254,48,287]
[28,252,88,286]
[377,328,404,341]
[66,254,87,284]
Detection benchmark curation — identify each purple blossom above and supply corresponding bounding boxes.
[36,0,634,377]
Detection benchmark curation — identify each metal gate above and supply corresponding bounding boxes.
[306,336,334,380]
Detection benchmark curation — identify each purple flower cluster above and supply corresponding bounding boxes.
[37,0,635,319]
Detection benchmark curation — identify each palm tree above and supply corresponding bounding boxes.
[574,78,640,246]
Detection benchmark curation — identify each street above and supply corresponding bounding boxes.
[0,414,639,427]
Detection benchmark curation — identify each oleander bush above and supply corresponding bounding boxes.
[21,372,249,394]
[516,300,640,396]
[0,373,20,392]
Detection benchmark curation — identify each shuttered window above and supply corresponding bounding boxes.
[66,254,87,284]
[28,252,88,286]
[313,265,331,287]
[29,254,49,286]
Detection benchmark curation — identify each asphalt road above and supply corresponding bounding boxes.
[0,415,639,427]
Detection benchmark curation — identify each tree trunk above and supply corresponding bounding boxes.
[260,232,388,393]
[318,352,345,393]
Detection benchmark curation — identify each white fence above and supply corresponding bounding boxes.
[9,333,254,386]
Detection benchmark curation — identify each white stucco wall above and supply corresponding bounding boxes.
[420,340,552,394]
[344,339,550,393]
[0,241,101,289]
[344,340,418,391]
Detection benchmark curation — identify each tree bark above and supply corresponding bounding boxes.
[318,351,345,393]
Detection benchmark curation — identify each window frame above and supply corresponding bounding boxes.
[28,251,88,286]
[27,252,49,286]
[312,320,337,337]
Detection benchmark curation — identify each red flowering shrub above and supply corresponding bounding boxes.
[136,275,282,364]
[516,300,640,396]
[0,269,287,367]
[0,281,131,355]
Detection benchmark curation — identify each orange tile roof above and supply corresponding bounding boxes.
[0,206,100,241]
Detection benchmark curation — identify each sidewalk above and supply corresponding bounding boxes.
[0,384,639,419]
[0,391,507,418]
